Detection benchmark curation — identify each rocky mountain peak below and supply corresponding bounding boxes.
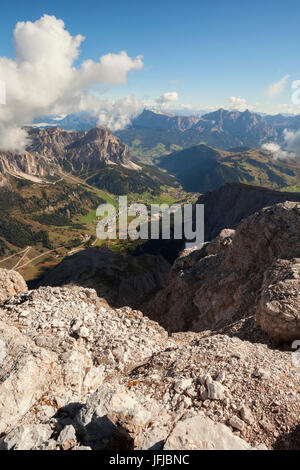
[0,125,134,180]
[79,126,110,143]
[27,126,83,157]
[65,126,130,167]
[145,201,300,342]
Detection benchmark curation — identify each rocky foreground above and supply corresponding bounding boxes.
[0,202,299,450]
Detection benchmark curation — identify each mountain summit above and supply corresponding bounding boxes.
[0,126,137,181]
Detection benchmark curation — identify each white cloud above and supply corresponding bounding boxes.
[262,128,300,159]
[0,15,144,151]
[97,95,143,131]
[156,91,179,105]
[283,128,300,157]
[266,74,289,98]
[0,126,30,152]
[226,96,253,112]
[261,142,290,160]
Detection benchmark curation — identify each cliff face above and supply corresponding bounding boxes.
[199,109,277,143]
[0,126,133,179]
[35,247,171,309]
[64,127,131,169]
[197,182,300,241]
[26,127,83,157]
[132,182,300,264]
[0,150,59,180]
[144,201,300,342]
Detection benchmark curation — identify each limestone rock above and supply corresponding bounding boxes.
[145,202,300,341]
[229,415,245,431]
[0,268,27,302]
[256,258,300,341]
[206,381,227,401]
[75,384,151,449]
[0,320,58,434]
[0,424,52,450]
[57,425,77,450]
[164,415,251,450]
[240,406,254,425]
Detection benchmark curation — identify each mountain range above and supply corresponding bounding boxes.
[116,109,281,159]
[1,119,300,280]
[33,108,300,160]
[1,126,174,195]
[0,126,133,183]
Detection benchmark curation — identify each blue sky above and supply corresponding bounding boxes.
[1,0,300,114]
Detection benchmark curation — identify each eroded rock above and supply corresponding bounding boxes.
[0,268,27,302]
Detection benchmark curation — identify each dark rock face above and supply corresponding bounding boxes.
[198,182,300,241]
[34,247,171,308]
[134,183,300,264]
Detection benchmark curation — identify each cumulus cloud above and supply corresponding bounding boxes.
[97,95,143,131]
[266,74,289,98]
[262,128,300,160]
[156,91,179,105]
[283,128,300,156]
[0,126,31,152]
[226,96,253,112]
[261,142,290,160]
[0,15,144,151]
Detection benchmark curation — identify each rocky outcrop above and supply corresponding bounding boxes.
[0,126,135,180]
[65,127,132,169]
[27,127,83,157]
[0,304,299,450]
[144,202,300,341]
[0,285,175,448]
[0,320,58,434]
[134,183,300,265]
[256,258,300,341]
[0,150,58,180]
[164,414,252,450]
[27,126,132,170]
[0,268,27,302]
